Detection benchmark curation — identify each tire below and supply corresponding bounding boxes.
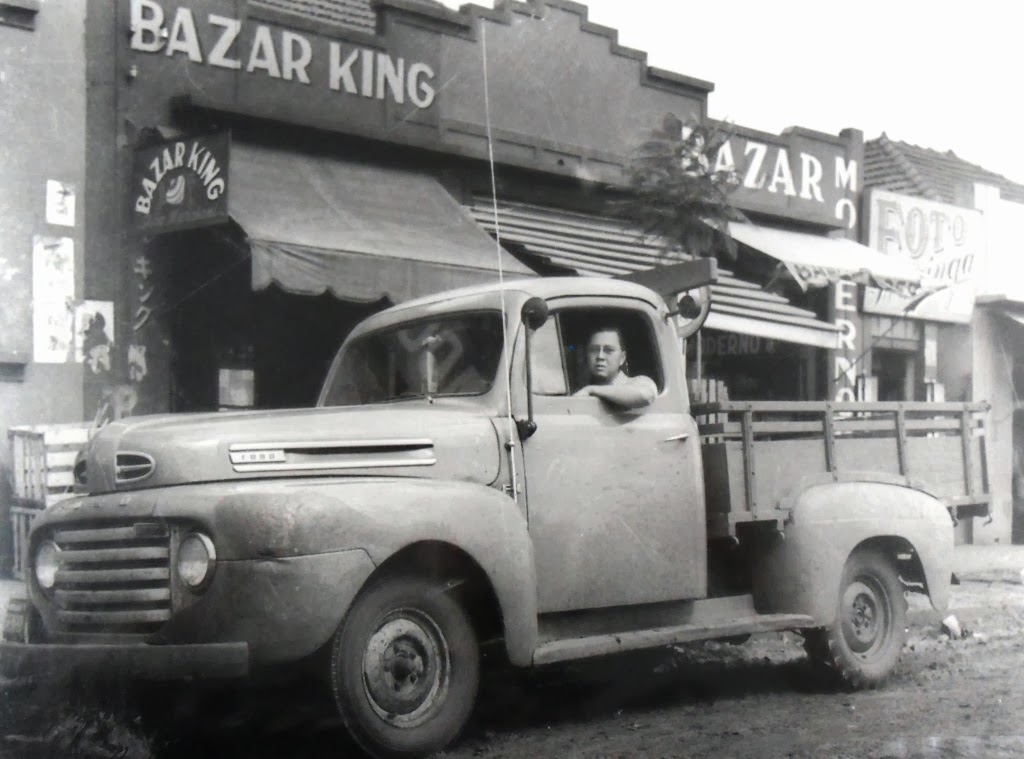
[803,547,907,689]
[330,576,480,759]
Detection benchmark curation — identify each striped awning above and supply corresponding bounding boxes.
[467,198,841,349]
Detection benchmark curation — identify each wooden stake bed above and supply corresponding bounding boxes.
[691,401,991,538]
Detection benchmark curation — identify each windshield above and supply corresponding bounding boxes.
[321,312,505,406]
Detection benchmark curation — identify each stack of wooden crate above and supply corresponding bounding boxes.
[8,423,93,579]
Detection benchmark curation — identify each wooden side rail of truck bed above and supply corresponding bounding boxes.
[691,401,990,539]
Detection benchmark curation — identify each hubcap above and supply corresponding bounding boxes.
[362,609,451,728]
[841,578,889,655]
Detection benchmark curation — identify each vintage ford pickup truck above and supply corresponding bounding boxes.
[1,261,990,758]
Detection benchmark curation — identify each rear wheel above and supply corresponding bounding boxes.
[803,547,907,688]
[330,576,480,759]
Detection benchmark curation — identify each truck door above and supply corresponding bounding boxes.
[519,301,707,613]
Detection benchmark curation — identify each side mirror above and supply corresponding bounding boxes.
[672,284,713,339]
[521,297,549,330]
[517,296,549,442]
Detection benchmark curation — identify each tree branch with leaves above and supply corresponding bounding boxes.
[609,115,747,259]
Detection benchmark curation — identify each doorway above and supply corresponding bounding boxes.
[872,348,916,401]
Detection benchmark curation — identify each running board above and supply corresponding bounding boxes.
[532,613,815,666]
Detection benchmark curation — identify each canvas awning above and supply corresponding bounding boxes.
[228,144,533,304]
[727,222,921,296]
[467,198,841,349]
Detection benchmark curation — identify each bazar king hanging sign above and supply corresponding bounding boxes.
[128,0,437,109]
[131,131,230,234]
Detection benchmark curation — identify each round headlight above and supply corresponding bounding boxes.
[177,533,216,589]
[34,541,60,590]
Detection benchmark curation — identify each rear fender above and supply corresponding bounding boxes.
[750,481,954,625]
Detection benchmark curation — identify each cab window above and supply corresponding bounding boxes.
[528,307,663,396]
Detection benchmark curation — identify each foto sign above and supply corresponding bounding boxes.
[131,132,230,234]
[862,189,982,323]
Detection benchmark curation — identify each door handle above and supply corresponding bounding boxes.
[663,432,689,442]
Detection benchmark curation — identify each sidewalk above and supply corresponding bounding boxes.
[953,543,1024,578]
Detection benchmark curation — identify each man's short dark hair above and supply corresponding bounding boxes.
[589,326,626,351]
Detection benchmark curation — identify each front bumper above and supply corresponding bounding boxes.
[0,639,249,681]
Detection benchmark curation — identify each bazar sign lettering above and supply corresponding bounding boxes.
[131,132,230,233]
[713,133,859,228]
[862,189,981,323]
[129,0,437,108]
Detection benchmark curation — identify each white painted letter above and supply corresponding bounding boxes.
[187,142,205,171]
[165,8,202,62]
[246,25,281,78]
[130,0,165,53]
[835,198,857,229]
[834,280,856,313]
[714,141,736,174]
[281,31,312,83]
[407,62,435,108]
[768,148,797,196]
[743,142,767,189]
[207,178,226,200]
[329,43,359,93]
[361,49,374,97]
[835,156,858,192]
[799,153,824,201]
[208,14,242,70]
[835,318,857,351]
[376,53,404,103]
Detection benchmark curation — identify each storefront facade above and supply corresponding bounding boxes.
[50,0,906,421]
[863,135,1024,543]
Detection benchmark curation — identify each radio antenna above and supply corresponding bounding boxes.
[480,21,520,504]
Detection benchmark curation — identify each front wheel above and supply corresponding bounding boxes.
[330,576,480,759]
[803,547,907,688]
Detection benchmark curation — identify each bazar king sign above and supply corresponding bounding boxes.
[128,0,437,109]
[131,131,230,233]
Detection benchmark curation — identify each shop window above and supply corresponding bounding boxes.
[0,0,39,30]
[530,307,663,396]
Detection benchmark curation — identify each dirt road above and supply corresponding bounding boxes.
[3,571,1024,758]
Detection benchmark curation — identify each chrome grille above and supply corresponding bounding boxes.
[49,521,172,634]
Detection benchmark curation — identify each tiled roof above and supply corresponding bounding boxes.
[249,0,445,34]
[865,133,1024,205]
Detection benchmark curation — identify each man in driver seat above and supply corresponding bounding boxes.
[573,326,657,409]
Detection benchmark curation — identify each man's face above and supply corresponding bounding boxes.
[586,330,626,384]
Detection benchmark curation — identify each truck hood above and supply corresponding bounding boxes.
[79,402,502,493]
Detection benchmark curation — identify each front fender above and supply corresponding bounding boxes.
[751,481,954,625]
[206,478,537,666]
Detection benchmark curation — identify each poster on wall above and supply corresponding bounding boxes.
[45,179,76,227]
[0,250,31,362]
[74,300,115,374]
[862,189,982,323]
[32,236,75,363]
